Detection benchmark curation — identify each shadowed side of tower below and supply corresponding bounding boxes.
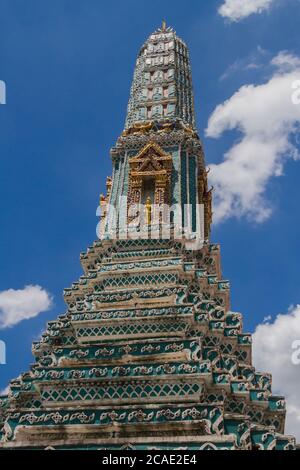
[0,24,297,450]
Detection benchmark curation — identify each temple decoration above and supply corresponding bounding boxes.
[127,142,172,227]
[145,197,152,225]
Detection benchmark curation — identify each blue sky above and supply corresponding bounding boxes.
[1,0,300,437]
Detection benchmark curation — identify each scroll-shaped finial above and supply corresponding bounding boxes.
[162,20,167,31]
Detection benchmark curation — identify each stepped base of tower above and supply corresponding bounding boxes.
[0,421,295,451]
[0,239,297,450]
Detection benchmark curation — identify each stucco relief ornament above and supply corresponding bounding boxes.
[112,411,124,422]
[156,409,181,420]
[128,410,154,422]
[89,368,108,377]
[2,421,13,442]
[70,412,95,424]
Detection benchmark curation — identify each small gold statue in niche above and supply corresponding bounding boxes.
[145,196,152,225]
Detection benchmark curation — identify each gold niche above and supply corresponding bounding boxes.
[127,142,173,224]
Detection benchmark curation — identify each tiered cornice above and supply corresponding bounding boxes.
[0,239,295,450]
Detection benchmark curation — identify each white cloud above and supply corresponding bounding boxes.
[0,386,9,396]
[220,46,268,81]
[253,305,300,441]
[219,0,275,22]
[206,52,300,224]
[0,80,6,105]
[271,51,300,72]
[263,315,272,323]
[0,285,52,329]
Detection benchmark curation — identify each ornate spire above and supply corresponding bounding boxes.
[0,24,297,453]
[125,24,196,130]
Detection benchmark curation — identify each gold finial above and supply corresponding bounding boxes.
[162,20,167,31]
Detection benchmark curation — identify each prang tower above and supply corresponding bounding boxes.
[0,24,296,450]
